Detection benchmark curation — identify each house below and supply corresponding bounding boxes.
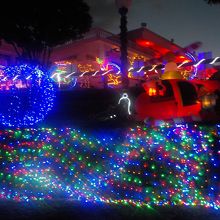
[0,39,18,66]
[0,25,198,89]
[50,25,190,88]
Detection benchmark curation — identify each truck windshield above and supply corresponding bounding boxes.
[161,80,174,98]
[178,81,198,106]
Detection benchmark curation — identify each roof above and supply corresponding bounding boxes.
[127,27,182,51]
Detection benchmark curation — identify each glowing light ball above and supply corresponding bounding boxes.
[0,64,56,127]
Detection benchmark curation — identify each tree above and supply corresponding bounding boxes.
[205,0,220,4]
[0,1,92,67]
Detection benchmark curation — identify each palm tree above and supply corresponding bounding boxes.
[0,1,92,67]
[205,0,220,4]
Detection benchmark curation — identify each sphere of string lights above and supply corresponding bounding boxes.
[0,64,56,127]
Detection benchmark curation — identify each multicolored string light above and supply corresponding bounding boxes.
[0,124,219,209]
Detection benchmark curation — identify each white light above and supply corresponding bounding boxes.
[13,75,19,81]
[79,71,89,77]
[106,62,121,75]
[177,60,189,68]
[37,70,44,78]
[209,57,220,64]
[193,59,205,67]
[51,72,58,79]
[65,72,75,78]
[108,62,121,70]
[57,76,61,87]
[102,69,112,76]
[72,78,77,87]
[92,71,99,76]
[137,66,145,73]
[26,75,32,80]
[128,67,134,71]
[118,93,131,115]
[148,65,157,72]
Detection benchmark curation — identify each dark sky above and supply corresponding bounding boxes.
[85,0,220,57]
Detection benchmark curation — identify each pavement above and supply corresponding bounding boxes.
[0,201,219,220]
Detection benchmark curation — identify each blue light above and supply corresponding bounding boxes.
[186,52,198,79]
[0,64,56,127]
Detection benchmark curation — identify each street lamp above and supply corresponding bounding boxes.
[115,0,131,89]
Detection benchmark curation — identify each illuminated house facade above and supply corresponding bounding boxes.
[51,26,184,64]
[0,26,202,89]
[50,26,190,88]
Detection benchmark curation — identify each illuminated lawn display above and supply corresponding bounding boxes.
[0,124,219,209]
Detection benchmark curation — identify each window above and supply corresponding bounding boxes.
[178,81,198,106]
[150,80,174,102]
[161,80,174,98]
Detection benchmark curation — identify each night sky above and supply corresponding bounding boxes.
[85,0,220,57]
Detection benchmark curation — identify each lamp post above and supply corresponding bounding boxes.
[115,0,131,89]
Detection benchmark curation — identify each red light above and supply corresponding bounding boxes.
[145,41,152,46]
[175,55,191,63]
[136,39,154,47]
